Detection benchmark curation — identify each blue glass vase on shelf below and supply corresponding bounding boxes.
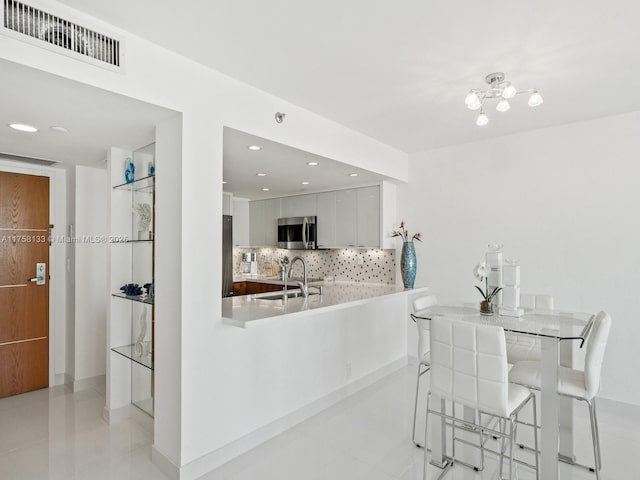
[124,157,135,183]
[391,221,422,289]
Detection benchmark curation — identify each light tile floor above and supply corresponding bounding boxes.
[0,366,637,479]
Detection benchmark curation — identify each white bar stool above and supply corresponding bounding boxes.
[424,317,539,480]
[411,294,437,447]
[509,311,611,479]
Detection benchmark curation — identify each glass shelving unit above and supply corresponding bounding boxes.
[111,143,155,417]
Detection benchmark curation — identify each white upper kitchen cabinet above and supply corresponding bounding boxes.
[316,191,336,248]
[252,187,379,248]
[335,189,358,247]
[356,186,380,247]
[249,200,266,246]
[249,198,281,246]
[263,198,281,246]
[232,197,250,246]
[280,194,317,218]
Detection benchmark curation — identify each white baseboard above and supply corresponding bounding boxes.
[54,373,73,386]
[167,356,409,480]
[73,374,105,392]
[103,404,131,424]
[152,447,180,480]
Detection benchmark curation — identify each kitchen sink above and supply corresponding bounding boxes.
[258,291,304,300]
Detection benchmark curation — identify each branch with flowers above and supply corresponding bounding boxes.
[473,262,501,301]
[391,221,422,242]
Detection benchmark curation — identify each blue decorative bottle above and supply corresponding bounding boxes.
[401,241,417,288]
[125,158,135,183]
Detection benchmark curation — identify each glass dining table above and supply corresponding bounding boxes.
[413,304,595,480]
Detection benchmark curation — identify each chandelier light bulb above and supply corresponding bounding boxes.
[496,99,511,112]
[502,83,517,99]
[476,112,489,126]
[465,92,481,110]
[528,91,544,107]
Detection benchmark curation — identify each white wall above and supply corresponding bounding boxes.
[65,166,76,381]
[0,1,407,474]
[73,166,108,383]
[399,111,640,406]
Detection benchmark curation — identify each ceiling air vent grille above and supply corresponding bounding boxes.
[3,0,120,67]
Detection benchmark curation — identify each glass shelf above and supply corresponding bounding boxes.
[110,239,153,244]
[112,292,154,305]
[113,174,155,192]
[112,345,153,370]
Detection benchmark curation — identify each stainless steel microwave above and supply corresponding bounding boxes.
[277,216,317,250]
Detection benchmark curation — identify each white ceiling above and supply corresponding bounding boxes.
[59,0,640,153]
[0,59,176,166]
[223,128,386,201]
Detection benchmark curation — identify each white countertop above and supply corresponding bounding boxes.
[222,282,429,328]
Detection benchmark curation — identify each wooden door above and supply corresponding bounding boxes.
[0,172,49,398]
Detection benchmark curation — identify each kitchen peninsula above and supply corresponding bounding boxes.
[223,280,427,327]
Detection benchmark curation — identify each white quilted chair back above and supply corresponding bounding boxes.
[520,294,536,309]
[535,295,554,310]
[413,294,438,312]
[584,311,612,399]
[520,293,554,310]
[430,317,509,417]
[413,295,437,364]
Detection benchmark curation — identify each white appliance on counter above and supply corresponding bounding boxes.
[241,252,258,276]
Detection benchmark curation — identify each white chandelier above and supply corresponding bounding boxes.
[465,72,543,126]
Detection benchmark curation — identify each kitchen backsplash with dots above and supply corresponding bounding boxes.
[233,247,396,284]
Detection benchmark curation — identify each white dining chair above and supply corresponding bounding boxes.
[410,294,437,447]
[424,317,539,480]
[505,294,555,364]
[509,311,611,479]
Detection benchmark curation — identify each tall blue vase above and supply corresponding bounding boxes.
[401,241,417,288]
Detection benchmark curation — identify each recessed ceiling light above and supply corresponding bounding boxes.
[301,181,309,185]
[348,173,359,177]
[307,162,319,166]
[261,187,270,191]
[248,145,261,151]
[256,173,267,177]
[49,125,68,133]
[9,123,38,133]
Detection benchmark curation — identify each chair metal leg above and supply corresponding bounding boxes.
[413,364,424,447]
[587,400,601,480]
[423,393,431,480]
[478,412,485,472]
[451,403,456,460]
[592,398,602,470]
[532,394,540,480]
[499,418,506,479]
[509,419,515,480]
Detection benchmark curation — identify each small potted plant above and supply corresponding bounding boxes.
[473,262,501,315]
[391,221,422,288]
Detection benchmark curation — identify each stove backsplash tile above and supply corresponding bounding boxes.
[233,247,396,284]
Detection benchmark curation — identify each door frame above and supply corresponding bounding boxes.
[0,158,66,388]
